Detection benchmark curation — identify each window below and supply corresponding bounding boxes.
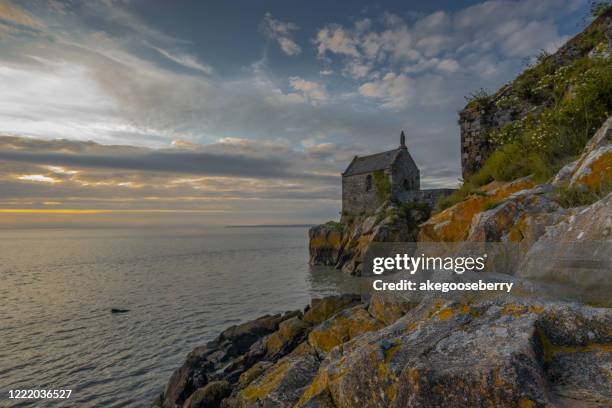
[403,179,411,190]
[365,174,372,192]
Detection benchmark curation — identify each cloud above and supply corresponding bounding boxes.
[316,25,359,58]
[262,12,302,56]
[358,73,414,110]
[0,134,346,224]
[289,77,328,105]
[0,0,44,29]
[0,136,337,181]
[147,44,214,74]
[17,174,59,183]
[315,0,577,110]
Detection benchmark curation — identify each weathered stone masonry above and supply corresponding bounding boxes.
[341,132,454,220]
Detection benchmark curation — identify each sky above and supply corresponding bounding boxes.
[0,0,592,227]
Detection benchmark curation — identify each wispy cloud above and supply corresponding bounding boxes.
[262,12,302,56]
[147,43,214,74]
[0,0,44,29]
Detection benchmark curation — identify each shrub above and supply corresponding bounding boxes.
[323,221,344,231]
[472,56,612,187]
[465,88,492,112]
[553,181,612,208]
[591,1,612,17]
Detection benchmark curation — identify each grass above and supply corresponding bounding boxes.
[552,181,612,208]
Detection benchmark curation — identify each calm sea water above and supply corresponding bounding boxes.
[0,227,357,407]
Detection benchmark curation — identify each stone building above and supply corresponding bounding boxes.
[341,131,419,218]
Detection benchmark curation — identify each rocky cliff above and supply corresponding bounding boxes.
[309,201,429,275]
[154,117,612,408]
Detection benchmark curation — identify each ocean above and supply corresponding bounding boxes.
[0,227,356,407]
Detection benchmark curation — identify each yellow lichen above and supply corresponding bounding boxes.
[437,303,474,321]
[419,179,535,242]
[308,309,381,353]
[265,317,308,355]
[501,303,527,317]
[437,307,456,321]
[407,367,420,383]
[309,230,342,249]
[240,359,290,401]
[528,305,544,314]
[386,382,398,402]
[238,362,270,388]
[575,150,612,189]
[384,343,401,363]
[537,328,612,363]
[518,397,536,408]
[297,370,329,406]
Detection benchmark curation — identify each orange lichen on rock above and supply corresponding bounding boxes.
[308,307,382,354]
[419,178,535,242]
[572,149,612,189]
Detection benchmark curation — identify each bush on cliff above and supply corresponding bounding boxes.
[440,50,611,210]
[553,180,612,208]
[482,57,611,183]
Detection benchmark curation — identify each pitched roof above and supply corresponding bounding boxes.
[342,148,401,176]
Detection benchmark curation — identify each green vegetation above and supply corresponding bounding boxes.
[464,88,493,112]
[484,56,611,183]
[552,181,612,208]
[440,11,612,212]
[323,221,344,232]
[382,201,431,229]
[442,52,611,212]
[437,180,480,210]
[591,1,612,17]
[373,170,391,201]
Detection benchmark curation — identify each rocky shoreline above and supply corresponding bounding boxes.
[154,118,611,408]
[153,292,611,408]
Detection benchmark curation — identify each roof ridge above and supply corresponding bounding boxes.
[355,147,399,160]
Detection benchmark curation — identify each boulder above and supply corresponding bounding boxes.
[302,294,361,326]
[263,316,310,359]
[184,381,231,408]
[367,292,418,326]
[418,177,536,242]
[296,298,612,408]
[466,185,565,246]
[307,305,383,356]
[160,311,299,408]
[308,222,344,266]
[518,193,611,296]
[553,116,612,191]
[230,343,321,408]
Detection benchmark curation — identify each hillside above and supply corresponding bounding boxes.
[452,6,611,208]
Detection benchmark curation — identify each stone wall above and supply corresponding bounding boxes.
[341,171,387,218]
[390,149,420,198]
[398,188,456,210]
[459,94,527,178]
